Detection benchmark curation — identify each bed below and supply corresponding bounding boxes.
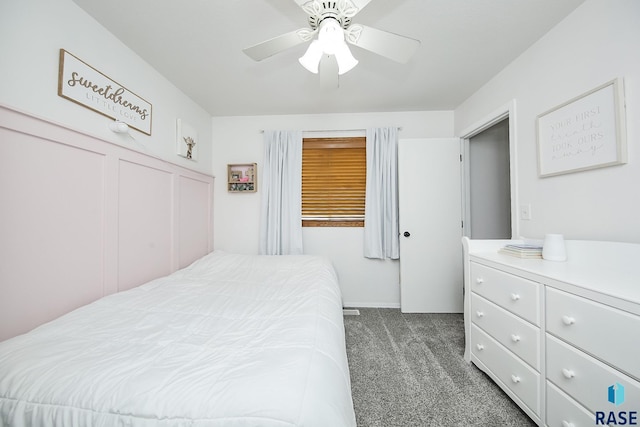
[0,251,357,427]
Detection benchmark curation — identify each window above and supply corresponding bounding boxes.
[301,137,366,227]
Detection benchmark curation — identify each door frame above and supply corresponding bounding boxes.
[460,99,519,239]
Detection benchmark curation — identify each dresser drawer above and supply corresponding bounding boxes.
[471,324,539,415]
[470,262,540,325]
[546,288,640,381]
[471,293,540,370]
[546,334,640,414]
[546,381,596,427]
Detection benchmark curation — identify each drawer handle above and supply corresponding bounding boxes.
[562,315,576,326]
[476,311,485,318]
[476,344,484,351]
[511,374,521,384]
[511,334,521,343]
[510,293,521,301]
[562,368,576,379]
[476,277,485,285]
[562,421,575,427]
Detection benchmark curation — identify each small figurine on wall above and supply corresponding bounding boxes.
[183,136,196,159]
[176,118,198,161]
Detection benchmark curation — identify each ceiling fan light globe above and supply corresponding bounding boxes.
[335,43,358,75]
[318,18,344,55]
[298,40,323,74]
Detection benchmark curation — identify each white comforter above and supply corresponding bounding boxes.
[0,252,356,427]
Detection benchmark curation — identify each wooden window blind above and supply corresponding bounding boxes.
[302,137,366,227]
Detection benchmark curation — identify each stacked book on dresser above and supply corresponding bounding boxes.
[498,243,543,259]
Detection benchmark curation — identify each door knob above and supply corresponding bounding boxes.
[403,231,411,237]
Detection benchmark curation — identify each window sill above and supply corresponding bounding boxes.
[302,220,364,228]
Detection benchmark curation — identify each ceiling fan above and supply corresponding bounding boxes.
[242,0,421,88]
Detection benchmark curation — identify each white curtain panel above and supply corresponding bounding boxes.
[364,127,400,260]
[259,130,304,255]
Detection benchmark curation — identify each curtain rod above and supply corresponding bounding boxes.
[260,127,402,133]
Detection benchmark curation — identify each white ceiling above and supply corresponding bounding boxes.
[72,0,586,117]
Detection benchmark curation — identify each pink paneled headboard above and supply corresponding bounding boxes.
[0,105,214,341]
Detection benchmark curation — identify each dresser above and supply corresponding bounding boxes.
[462,238,640,427]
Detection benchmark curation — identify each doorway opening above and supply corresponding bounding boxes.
[461,101,518,239]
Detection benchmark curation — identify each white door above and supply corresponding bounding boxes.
[398,138,463,313]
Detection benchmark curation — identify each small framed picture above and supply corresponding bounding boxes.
[227,163,257,193]
[230,171,242,182]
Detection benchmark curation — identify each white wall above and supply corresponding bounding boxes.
[455,0,640,243]
[9,0,635,310]
[0,0,213,175]
[212,111,454,307]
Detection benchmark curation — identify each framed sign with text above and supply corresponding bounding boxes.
[58,49,152,135]
[536,78,627,177]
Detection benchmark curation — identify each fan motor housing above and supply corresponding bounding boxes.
[304,1,358,30]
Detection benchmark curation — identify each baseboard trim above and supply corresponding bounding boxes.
[343,302,401,309]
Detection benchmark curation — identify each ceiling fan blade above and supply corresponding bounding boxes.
[346,24,420,64]
[349,0,374,12]
[243,28,315,61]
[293,0,320,16]
[319,54,339,90]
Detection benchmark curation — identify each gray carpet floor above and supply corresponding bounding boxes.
[343,308,537,427]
